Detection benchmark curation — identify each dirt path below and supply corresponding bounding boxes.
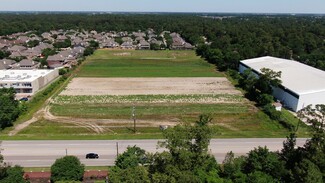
[42,105,179,133]
[8,99,50,136]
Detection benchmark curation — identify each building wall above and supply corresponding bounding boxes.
[31,79,40,94]
[41,69,59,88]
[239,64,247,74]
[272,87,299,111]
[298,91,325,111]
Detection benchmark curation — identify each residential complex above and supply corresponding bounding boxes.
[0,29,193,70]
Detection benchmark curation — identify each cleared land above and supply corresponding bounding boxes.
[6,50,309,140]
[61,77,241,96]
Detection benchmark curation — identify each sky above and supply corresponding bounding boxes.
[0,0,325,14]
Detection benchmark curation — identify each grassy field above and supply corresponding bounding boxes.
[77,50,223,77]
[1,111,310,140]
[50,103,249,119]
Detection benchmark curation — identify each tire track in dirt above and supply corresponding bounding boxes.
[43,104,180,133]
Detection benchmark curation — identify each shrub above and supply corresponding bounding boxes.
[257,94,274,106]
[263,104,281,121]
[51,156,84,182]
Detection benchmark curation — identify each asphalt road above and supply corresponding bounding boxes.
[1,138,308,167]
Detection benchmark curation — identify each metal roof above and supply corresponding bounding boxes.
[0,69,54,82]
[240,56,325,95]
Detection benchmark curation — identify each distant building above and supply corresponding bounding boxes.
[0,69,59,96]
[46,54,66,68]
[239,56,325,112]
[18,59,40,70]
[0,59,17,70]
[121,41,134,49]
[137,40,150,50]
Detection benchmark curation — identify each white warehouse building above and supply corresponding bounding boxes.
[239,56,325,112]
[0,69,59,96]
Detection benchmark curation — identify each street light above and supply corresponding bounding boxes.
[132,106,136,133]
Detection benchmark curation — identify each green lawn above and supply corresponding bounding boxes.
[77,50,223,77]
[1,111,310,140]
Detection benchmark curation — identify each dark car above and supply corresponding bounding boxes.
[86,153,99,159]
[19,97,29,101]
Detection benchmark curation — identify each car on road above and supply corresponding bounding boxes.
[86,153,99,159]
[19,97,29,101]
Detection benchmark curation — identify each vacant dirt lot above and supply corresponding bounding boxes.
[60,77,241,96]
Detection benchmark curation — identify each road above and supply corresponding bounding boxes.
[1,139,307,167]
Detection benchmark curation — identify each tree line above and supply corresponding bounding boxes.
[0,14,324,70]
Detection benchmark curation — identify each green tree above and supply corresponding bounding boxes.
[148,115,218,182]
[246,171,276,183]
[27,40,40,47]
[0,154,9,180]
[51,156,84,182]
[238,69,258,96]
[220,152,247,183]
[0,154,26,183]
[109,166,150,183]
[53,39,71,48]
[293,159,323,183]
[257,94,274,106]
[83,47,95,56]
[254,68,282,95]
[298,104,325,178]
[0,50,10,59]
[224,51,241,70]
[89,40,99,48]
[158,114,216,171]
[151,172,176,183]
[262,104,281,121]
[244,146,286,181]
[206,49,224,65]
[115,146,147,169]
[0,166,26,183]
[0,88,21,128]
[42,48,56,57]
[150,43,160,50]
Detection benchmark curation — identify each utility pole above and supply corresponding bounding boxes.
[0,141,3,155]
[116,142,119,157]
[132,106,136,133]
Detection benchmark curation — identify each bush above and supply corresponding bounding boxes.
[263,104,281,121]
[51,156,84,182]
[0,166,26,183]
[227,69,241,80]
[278,119,295,131]
[83,47,95,56]
[257,94,274,106]
[59,68,69,75]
